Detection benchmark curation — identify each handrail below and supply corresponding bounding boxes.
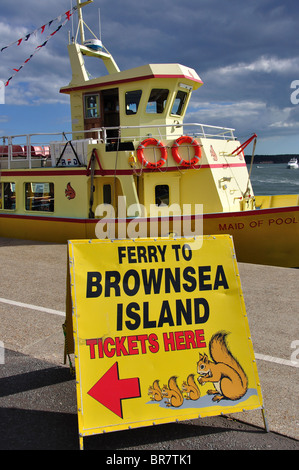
[0,132,66,169]
[87,122,235,135]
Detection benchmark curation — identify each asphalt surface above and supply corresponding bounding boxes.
[0,237,298,451]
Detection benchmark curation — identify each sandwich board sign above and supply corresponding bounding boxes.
[65,235,266,449]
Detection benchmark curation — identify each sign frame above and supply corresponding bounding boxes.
[66,235,268,449]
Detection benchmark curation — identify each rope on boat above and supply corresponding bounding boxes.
[244,135,257,197]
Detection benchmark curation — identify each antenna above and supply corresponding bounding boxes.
[71,0,74,42]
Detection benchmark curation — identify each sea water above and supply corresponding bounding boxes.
[248,163,299,196]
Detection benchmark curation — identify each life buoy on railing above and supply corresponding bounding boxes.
[137,138,167,169]
[171,135,201,166]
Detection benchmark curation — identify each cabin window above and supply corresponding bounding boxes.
[125,90,142,115]
[103,184,112,204]
[84,94,100,118]
[25,182,54,212]
[146,89,169,114]
[0,182,16,210]
[171,90,188,116]
[155,185,169,206]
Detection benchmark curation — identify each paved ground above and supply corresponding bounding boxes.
[0,237,298,450]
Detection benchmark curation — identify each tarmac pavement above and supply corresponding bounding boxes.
[0,237,298,451]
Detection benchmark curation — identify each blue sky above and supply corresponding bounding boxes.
[1,0,299,154]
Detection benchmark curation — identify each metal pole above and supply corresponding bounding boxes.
[261,407,270,432]
[76,0,94,44]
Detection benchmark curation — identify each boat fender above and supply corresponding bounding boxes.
[171,135,201,166]
[137,138,167,169]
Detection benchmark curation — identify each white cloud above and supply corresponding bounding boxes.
[0,14,71,105]
[188,100,265,118]
[0,115,9,123]
[185,99,299,140]
[186,100,264,135]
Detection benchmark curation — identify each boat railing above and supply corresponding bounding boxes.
[0,122,236,169]
[184,123,236,140]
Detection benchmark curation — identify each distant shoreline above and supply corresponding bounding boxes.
[245,154,297,164]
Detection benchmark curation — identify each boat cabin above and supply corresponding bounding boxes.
[60,61,203,144]
[0,1,255,243]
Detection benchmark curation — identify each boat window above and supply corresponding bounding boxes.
[155,185,169,206]
[84,94,100,118]
[25,182,54,212]
[171,90,188,116]
[103,184,112,204]
[125,90,142,115]
[146,89,169,114]
[0,182,16,210]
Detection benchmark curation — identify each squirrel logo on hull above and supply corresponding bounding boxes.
[65,182,76,200]
[197,331,248,402]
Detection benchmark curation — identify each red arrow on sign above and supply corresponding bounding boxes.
[87,362,141,418]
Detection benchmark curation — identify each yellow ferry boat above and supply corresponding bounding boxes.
[0,0,299,267]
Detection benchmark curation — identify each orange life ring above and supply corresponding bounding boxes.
[137,138,167,169]
[171,136,201,166]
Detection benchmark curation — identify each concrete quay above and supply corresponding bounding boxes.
[0,237,298,450]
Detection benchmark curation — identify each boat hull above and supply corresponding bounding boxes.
[1,204,299,267]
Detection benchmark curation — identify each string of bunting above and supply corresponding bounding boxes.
[1,6,77,87]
